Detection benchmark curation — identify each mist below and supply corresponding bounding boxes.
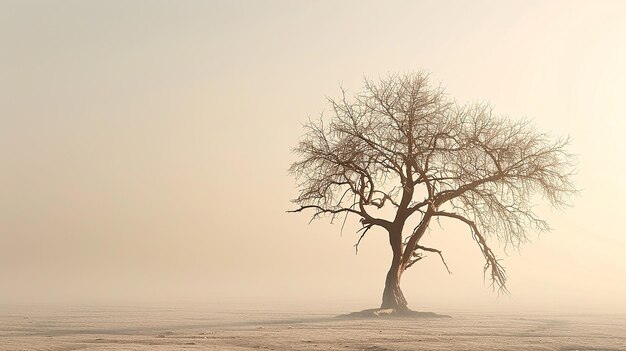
[1,0,626,316]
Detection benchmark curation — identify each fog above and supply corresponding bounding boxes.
[1,0,625,314]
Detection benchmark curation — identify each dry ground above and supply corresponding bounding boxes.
[1,306,625,350]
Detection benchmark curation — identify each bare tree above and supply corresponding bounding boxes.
[289,72,576,314]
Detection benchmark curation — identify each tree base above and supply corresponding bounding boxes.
[337,308,451,319]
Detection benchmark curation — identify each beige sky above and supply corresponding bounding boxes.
[1,0,625,313]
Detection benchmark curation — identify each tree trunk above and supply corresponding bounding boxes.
[381,259,407,310]
[381,229,408,310]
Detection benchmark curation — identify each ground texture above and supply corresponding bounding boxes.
[1,306,625,350]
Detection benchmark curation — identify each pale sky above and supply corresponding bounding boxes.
[1,0,625,313]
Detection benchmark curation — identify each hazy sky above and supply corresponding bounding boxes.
[1,0,625,313]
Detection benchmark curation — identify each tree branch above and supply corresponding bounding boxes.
[354,223,373,254]
[433,211,508,293]
[415,245,452,274]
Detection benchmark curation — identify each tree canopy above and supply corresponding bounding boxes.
[290,72,576,311]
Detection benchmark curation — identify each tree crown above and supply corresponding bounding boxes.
[290,72,576,291]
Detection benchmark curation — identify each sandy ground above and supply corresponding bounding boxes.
[1,306,625,351]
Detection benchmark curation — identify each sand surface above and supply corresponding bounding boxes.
[1,306,625,350]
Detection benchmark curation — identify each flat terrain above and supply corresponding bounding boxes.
[1,306,625,350]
